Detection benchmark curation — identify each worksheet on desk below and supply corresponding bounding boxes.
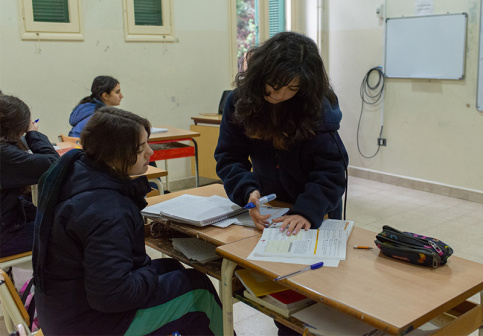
[213,205,289,228]
[247,228,346,266]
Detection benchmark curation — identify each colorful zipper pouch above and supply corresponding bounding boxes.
[374,225,453,268]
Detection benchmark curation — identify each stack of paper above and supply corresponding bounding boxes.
[293,303,440,336]
[171,237,220,264]
[150,127,169,134]
[247,219,355,267]
[235,268,287,297]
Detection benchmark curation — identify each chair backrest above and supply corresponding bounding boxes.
[60,134,81,144]
[0,269,31,335]
[0,251,32,270]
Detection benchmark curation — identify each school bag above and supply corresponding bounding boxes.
[19,278,40,332]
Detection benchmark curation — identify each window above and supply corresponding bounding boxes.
[18,0,84,40]
[123,0,175,42]
[230,0,287,76]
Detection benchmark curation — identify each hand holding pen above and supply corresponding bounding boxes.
[244,193,277,209]
[27,118,39,132]
[245,191,276,230]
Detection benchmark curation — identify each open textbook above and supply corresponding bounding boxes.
[142,194,288,228]
[248,220,354,266]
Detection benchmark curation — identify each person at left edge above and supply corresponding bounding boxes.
[33,106,223,335]
[0,94,59,258]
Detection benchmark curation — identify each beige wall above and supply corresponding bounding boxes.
[326,0,483,193]
[0,0,232,182]
[2,0,483,193]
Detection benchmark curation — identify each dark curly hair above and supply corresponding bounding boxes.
[234,32,336,150]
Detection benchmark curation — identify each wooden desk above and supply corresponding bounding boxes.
[144,183,316,334]
[145,184,261,246]
[216,227,483,335]
[131,165,168,194]
[190,114,222,180]
[148,126,200,189]
[191,113,223,125]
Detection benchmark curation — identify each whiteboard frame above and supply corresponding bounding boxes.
[384,13,467,80]
[477,0,483,111]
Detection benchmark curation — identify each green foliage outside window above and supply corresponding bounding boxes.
[236,0,257,72]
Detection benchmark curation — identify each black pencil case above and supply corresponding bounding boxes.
[374,225,453,268]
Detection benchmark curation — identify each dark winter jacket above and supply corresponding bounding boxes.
[0,131,59,247]
[35,152,155,335]
[68,99,105,137]
[215,90,348,228]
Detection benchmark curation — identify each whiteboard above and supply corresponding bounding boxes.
[384,13,467,80]
[477,0,483,111]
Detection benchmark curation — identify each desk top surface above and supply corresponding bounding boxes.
[216,227,483,334]
[191,114,223,125]
[132,165,168,179]
[146,184,264,245]
[149,125,200,142]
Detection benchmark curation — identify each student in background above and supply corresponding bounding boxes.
[33,107,223,335]
[68,75,123,137]
[215,32,348,335]
[0,95,59,259]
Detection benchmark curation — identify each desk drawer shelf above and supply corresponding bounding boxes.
[145,236,243,291]
[149,142,195,161]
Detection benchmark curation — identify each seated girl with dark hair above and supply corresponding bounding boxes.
[33,106,223,335]
[0,95,59,258]
[68,75,123,137]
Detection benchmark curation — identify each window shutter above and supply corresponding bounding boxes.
[268,0,285,38]
[134,0,163,26]
[32,0,69,23]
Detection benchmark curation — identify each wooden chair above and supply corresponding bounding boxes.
[0,252,32,271]
[59,134,81,145]
[0,269,43,335]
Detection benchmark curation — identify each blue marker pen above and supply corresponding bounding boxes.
[34,119,39,123]
[244,193,277,209]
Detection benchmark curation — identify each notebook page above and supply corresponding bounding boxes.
[159,195,246,225]
[141,194,206,217]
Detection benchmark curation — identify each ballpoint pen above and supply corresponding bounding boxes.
[274,262,324,281]
[244,193,277,209]
[34,119,39,123]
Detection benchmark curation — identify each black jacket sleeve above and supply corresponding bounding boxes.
[214,92,260,206]
[0,131,59,189]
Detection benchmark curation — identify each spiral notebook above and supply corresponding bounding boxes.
[145,194,248,227]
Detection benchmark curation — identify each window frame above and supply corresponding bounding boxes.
[18,0,84,41]
[122,0,175,42]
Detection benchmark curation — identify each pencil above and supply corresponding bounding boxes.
[353,245,373,249]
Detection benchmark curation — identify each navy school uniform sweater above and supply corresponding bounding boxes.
[214,90,349,228]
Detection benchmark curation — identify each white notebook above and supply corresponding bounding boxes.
[142,194,248,227]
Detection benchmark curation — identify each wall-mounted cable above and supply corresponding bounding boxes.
[357,66,385,159]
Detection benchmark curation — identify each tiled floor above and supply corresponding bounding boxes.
[2,176,482,335]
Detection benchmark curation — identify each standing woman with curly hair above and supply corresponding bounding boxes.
[216,31,348,238]
[215,30,348,336]
[68,75,123,137]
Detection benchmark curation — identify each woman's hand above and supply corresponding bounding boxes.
[247,190,272,230]
[272,214,311,236]
[27,119,38,132]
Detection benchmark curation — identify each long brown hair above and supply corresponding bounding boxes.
[0,95,31,151]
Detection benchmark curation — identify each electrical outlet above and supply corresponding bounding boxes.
[378,138,387,146]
